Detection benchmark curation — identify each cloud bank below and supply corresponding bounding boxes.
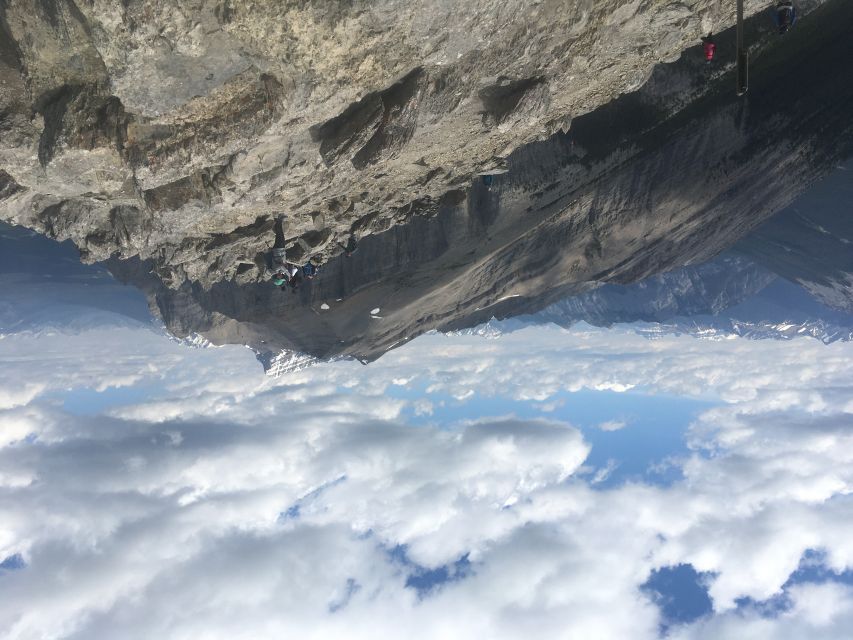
[2,323,853,639]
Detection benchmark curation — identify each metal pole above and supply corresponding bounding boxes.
[736,0,748,95]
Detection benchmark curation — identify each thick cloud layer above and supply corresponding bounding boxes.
[2,323,853,639]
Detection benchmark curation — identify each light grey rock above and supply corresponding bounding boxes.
[1,0,824,278]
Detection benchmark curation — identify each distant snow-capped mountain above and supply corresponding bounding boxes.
[633,317,853,344]
[451,255,853,345]
[454,309,853,345]
[735,159,853,314]
[256,349,323,377]
[0,222,154,336]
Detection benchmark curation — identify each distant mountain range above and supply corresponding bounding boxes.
[451,254,853,345]
[5,215,852,378]
[257,350,323,377]
[532,255,777,328]
[735,160,853,314]
[0,223,153,336]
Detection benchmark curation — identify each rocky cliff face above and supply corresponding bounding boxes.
[2,0,852,363]
[2,0,777,273]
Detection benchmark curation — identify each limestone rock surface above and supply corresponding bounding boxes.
[1,0,808,278]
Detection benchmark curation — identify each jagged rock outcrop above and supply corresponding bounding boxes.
[1,0,833,266]
[3,0,782,276]
[2,0,851,363]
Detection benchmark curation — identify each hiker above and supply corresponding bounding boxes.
[285,262,300,278]
[288,271,304,292]
[302,261,320,279]
[336,235,359,257]
[702,33,716,63]
[773,1,797,34]
[266,216,289,286]
[274,264,300,292]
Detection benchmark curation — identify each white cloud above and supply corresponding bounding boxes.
[597,419,628,431]
[672,583,853,640]
[413,399,434,416]
[2,323,853,638]
[0,384,44,411]
[591,459,619,483]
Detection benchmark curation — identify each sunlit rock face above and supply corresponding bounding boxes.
[1,0,777,271]
[1,0,851,363]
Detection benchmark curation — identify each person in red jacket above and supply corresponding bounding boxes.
[702,33,716,63]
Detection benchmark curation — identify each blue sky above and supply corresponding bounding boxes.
[387,382,713,487]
